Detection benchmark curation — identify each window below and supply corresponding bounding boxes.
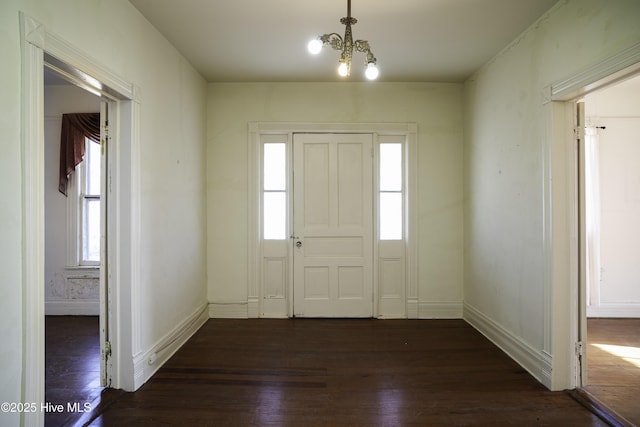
[71,137,101,265]
[263,143,287,240]
[379,143,403,240]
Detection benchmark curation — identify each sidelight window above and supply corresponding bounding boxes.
[263,143,287,240]
[379,143,403,240]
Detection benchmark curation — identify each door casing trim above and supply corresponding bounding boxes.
[248,122,418,319]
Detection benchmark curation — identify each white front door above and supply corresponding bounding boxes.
[292,133,373,317]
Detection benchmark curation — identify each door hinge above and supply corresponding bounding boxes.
[574,126,585,140]
[575,341,584,357]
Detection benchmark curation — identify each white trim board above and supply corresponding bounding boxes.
[209,302,249,319]
[133,303,209,390]
[551,42,640,101]
[587,304,640,318]
[45,301,99,316]
[418,301,463,319]
[463,303,552,389]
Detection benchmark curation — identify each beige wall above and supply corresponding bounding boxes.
[206,83,464,313]
[464,0,640,388]
[0,0,207,415]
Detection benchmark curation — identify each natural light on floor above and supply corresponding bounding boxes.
[592,343,640,368]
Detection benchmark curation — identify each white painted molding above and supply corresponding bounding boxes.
[247,125,260,313]
[44,30,135,101]
[127,98,143,366]
[552,42,640,101]
[21,12,45,49]
[250,122,416,134]
[247,298,259,318]
[587,304,640,318]
[407,298,419,319]
[418,301,463,319]
[133,303,208,390]
[20,12,46,427]
[209,302,249,319]
[406,130,419,306]
[45,301,99,316]
[464,303,553,390]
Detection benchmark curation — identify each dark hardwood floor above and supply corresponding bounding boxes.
[51,317,640,426]
[78,319,608,426]
[45,316,103,427]
[584,318,640,426]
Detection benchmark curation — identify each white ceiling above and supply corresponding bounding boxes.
[129,0,559,83]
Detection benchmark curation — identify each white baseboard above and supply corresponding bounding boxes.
[247,298,259,318]
[407,298,419,319]
[45,300,99,316]
[418,301,463,319]
[463,303,552,389]
[587,303,640,318]
[209,301,249,318]
[133,303,209,389]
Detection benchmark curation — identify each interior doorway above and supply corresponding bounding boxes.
[21,12,140,425]
[579,74,640,424]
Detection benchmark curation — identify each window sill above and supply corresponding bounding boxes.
[64,266,100,276]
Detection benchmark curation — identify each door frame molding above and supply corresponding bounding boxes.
[20,12,141,425]
[248,122,418,319]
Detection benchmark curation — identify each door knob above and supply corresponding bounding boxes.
[296,241,302,248]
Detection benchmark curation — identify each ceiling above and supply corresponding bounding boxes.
[129,0,559,83]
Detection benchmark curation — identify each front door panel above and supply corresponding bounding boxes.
[293,133,373,317]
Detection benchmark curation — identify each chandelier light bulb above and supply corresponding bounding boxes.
[338,62,349,77]
[308,39,323,55]
[365,62,379,80]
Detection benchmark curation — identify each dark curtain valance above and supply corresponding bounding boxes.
[58,113,100,196]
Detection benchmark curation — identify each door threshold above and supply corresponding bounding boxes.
[567,388,634,427]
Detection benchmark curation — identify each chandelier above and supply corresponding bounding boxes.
[307,0,379,80]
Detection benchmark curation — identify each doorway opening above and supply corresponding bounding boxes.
[578,74,640,424]
[43,65,106,426]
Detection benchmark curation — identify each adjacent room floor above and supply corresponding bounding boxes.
[585,318,640,426]
[45,316,103,427]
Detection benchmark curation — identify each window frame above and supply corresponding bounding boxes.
[379,142,404,240]
[67,136,101,267]
[262,142,288,240]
